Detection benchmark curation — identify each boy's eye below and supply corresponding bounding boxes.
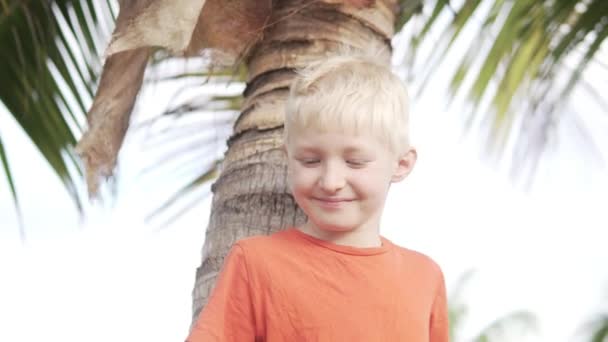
[299,159,320,165]
[346,160,367,167]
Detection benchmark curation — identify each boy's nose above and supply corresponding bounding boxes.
[319,164,346,193]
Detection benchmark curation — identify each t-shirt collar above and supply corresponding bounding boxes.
[288,227,392,256]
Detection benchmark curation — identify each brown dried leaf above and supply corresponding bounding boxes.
[106,0,207,55]
[77,0,276,197]
[76,48,151,197]
[106,0,273,59]
[186,0,273,58]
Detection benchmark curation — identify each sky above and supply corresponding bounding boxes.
[1,4,608,342]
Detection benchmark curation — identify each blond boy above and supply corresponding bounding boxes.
[186,54,449,342]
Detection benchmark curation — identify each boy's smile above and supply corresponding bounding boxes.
[285,130,416,247]
[313,197,353,209]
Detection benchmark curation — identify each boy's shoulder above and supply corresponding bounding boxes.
[391,243,445,279]
[232,228,297,256]
[228,229,308,275]
[393,243,441,264]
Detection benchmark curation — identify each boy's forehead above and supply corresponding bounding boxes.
[287,130,384,152]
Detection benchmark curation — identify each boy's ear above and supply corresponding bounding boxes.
[391,148,417,183]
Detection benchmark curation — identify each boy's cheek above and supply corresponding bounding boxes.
[286,174,310,199]
[286,164,300,190]
[289,167,314,184]
[291,181,311,197]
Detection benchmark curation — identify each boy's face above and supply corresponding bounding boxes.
[285,129,416,235]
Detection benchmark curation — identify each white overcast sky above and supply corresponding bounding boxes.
[1,4,608,342]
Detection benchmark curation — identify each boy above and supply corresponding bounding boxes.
[186,54,449,341]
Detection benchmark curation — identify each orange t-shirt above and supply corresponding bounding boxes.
[186,228,448,342]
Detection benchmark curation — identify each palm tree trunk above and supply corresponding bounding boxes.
[191,0,397,322]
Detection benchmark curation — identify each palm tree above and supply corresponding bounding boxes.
[1,0,606,325]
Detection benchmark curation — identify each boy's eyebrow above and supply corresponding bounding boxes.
[293,145,370,153]
[343,146,363,152]
[343,146,372,155]
[293,146,321,153]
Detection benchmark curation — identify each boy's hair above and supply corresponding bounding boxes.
[284,52,410,154]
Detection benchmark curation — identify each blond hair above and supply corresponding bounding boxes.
[284,53,410,154]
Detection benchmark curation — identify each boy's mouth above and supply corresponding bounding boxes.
[313,197,353,202]
[312,197,354,208]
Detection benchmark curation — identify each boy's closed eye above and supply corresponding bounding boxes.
[296,158,370,168]
[345,159,369,168]
[298,158,321,166]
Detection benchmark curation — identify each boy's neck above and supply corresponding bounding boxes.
[297,222,382,248]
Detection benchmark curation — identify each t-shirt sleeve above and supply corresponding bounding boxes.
[430,269,449,342]
[186,244,256,342]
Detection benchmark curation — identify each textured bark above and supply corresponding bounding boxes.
[191,0,397,324]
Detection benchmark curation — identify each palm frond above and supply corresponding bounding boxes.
[401,0,608,181]
[2,0,245,228]
[129,57,245,228]
[0,0,115,223]
[472,310,538,342]
[590,315,608,342]
[446,270,539,342]
[577,313,608,342]
[448,269,477,341]
[0,134,24,241]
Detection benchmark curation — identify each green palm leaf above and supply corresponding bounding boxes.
[448,270,538,342]
[472,310,538,342]
[0,0,114,228]
[0,134,23,240]
[590,315,608,342]
[1,0,245,229]
[578,313,608,342]
[403,0,608,175]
